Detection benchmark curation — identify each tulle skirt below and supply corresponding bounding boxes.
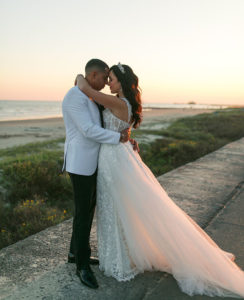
[96,142,244,298]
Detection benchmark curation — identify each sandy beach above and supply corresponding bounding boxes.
[0,108,216,149]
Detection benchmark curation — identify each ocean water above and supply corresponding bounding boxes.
[0,100,62,121]
[0,100,227,122]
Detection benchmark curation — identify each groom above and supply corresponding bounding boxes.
[62,59,134,289]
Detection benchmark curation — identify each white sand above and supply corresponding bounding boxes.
[0,108,215,149]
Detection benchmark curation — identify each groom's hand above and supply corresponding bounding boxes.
[129,139,140,152]
[119,128,131,143]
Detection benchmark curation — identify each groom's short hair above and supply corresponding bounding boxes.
[85,59,109,75]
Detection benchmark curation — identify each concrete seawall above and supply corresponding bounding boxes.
[1,138,244,299]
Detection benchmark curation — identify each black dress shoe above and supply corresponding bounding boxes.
[68,253,99,265]
[76,268,99,289]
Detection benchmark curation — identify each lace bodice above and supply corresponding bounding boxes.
[103,98,132,132]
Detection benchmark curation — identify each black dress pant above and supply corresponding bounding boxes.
[68,171,97,270]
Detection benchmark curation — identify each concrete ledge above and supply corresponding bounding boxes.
[1,138,244,299]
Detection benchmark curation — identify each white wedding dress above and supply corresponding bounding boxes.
[96,98,244,298]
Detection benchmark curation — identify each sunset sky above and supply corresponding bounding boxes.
[0,0,244,105]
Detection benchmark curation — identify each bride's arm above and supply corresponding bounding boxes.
[76,75,125,111]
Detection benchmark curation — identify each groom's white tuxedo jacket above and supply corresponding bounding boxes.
[62,86,120,176]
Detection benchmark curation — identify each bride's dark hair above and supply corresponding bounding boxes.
[110,64,142,128]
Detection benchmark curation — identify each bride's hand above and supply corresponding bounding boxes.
[74,74,89,90]
[129,138,140,152]
[74,74,82,86]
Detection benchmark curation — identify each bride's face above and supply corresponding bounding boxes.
[108,71,122,94]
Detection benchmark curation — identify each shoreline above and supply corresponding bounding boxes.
[0,108,217,149]
[0,107,220,124]
[0,116,63,125]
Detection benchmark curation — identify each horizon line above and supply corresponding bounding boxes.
[1,99,243,107]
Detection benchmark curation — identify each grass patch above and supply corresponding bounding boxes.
[0,149,73,250]
[136,109,244,176]
[0,197,69,249]
[0,138,64,159]
[1,108,244,249]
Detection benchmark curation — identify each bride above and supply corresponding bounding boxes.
[76,64,244,298]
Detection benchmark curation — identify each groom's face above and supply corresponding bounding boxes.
[92,69,109,91]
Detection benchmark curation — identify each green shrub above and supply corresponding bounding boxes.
[140,109,244,176]
[0,150,74,249]
[165,110,244,141]
[0,151,72,208]
[0,197,71,249]
[1,108,244,249]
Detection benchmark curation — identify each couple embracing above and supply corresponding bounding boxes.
[62,59,244,298]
